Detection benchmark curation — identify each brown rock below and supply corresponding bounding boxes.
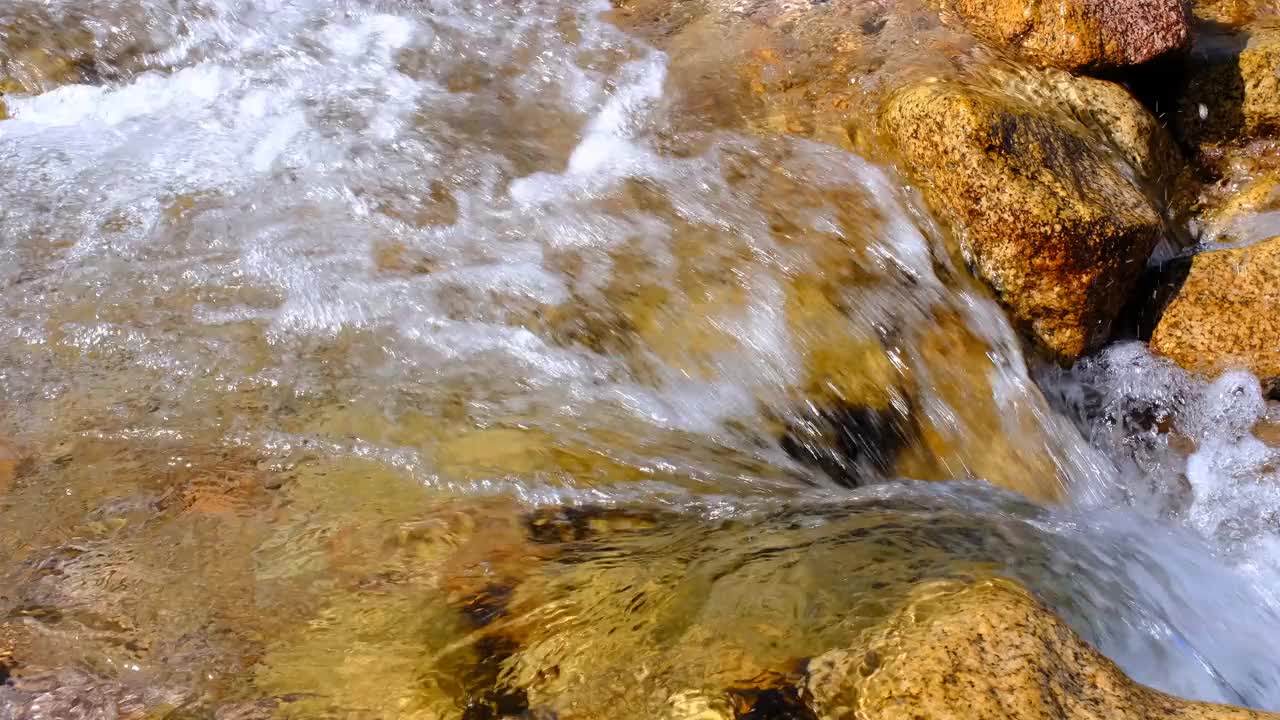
[941,0,1190,71]
[1151,235,1280,386]
[806,578,1280,720]
[880,77,1164,360]
[0,7,169,94]
[1179,21,1280,145]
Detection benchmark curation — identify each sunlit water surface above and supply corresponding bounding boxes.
[2,0,1280,717]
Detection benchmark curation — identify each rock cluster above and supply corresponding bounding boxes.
[4,1,1280,716]
[876,0,1280,387]
[1153,14,1280,385]
[586,6,1280,714]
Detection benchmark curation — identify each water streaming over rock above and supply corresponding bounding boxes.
[1,0,1279,717]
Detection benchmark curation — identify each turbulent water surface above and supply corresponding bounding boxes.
[2,0,1280,717]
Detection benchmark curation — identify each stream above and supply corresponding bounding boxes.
[2,0,1280,717]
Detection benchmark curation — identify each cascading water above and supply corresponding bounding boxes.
[1,0,1279,717]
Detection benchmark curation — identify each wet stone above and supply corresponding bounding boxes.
[936,0,1190,71]
[0,441,17,495]
[1193,0,1280,25]
[3,0,1280,716]
[459,497,1066,720]
[1192,148,1280,244]
[804,578,1280,720]
[1151,235,1280,388]
[879,74,1164,361]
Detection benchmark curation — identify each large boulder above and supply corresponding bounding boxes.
[1150,235,1280,388]
[939,0,1190,71]
[806,578,1279,720]
[879,75,1166,361]
[1178,21,1280,146]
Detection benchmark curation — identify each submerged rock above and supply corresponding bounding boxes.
[896,311,1069,503]
[0,6,169,94]
[1178,21,1280,146]
[879,76,1164,361]
[409,506,1277,720]
[805,578,1280,720]
[937,0,1190,71]
[1150,235,1280,388]
[484,501,1058,720]
[0,24,97,94]
[1193,0,1280,28]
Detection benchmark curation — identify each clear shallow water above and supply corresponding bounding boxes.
[1,0,1279,717]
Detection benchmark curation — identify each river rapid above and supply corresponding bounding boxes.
[2,0,1280,717]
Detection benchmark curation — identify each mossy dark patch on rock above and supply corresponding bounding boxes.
[780,403,915,489]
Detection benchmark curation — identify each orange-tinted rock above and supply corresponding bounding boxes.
[807,578,1280,720]
[0,441,16,495]
[1194,162,1280,244]
[1151,235,1280,386]
[941,0,1190,71]
[897,312,1068,503]
[880,78,1164,360]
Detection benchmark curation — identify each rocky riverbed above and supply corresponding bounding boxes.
[3,0,1280,718]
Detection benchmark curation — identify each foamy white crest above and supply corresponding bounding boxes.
[1065,344,1280,615]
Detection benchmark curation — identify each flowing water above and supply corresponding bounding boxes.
[1,0,1280,717]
